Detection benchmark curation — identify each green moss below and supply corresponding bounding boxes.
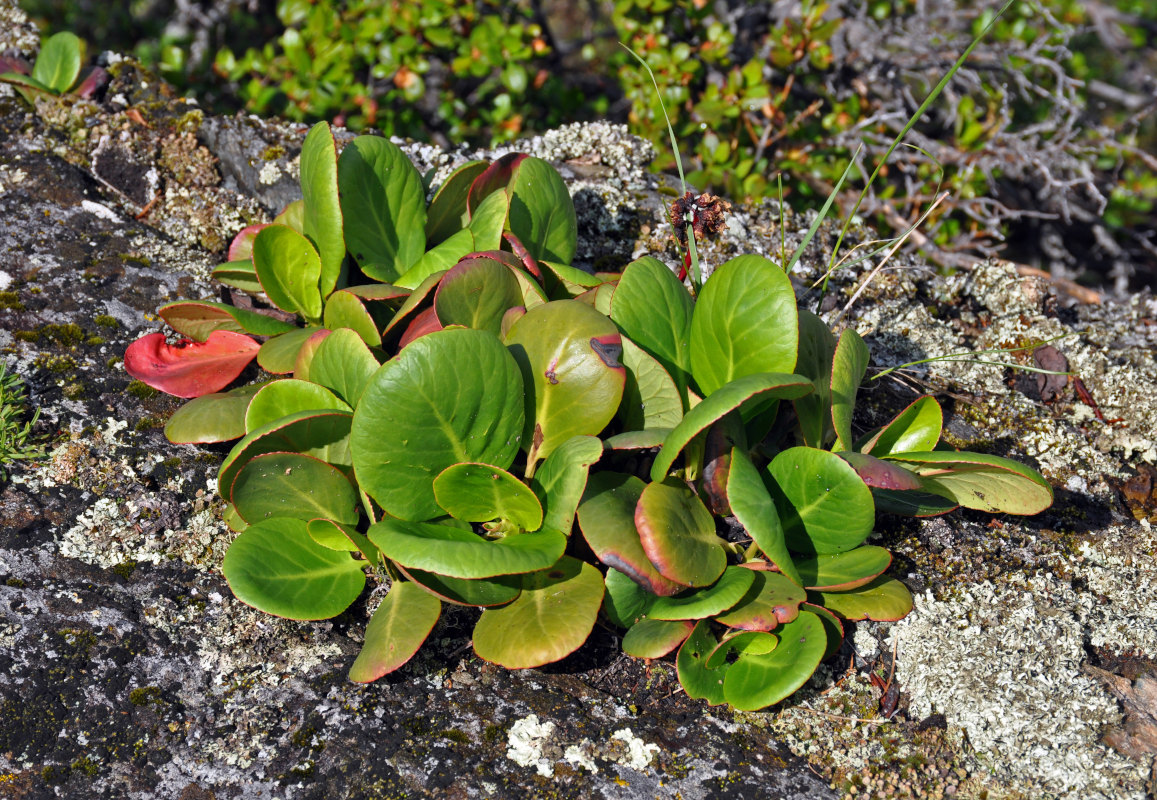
[38,323,86,347]
[128,686,162,706]
[126,380,159,400]
[41,764,66,785]
[106,357,122,369]
[482,723,506,743]
[0,291,23,310]
[175,108,204,135]
[34,354,78,374]
[440,728,470,744]
[117,253,151,267]
[5,578,26,588]
[69,756,99,777]
[62,382,86,400]
[94,315,120,329]
[262,144,287,161]
[111,560,138,579]
[85,336,106,346]
[134,417,164,432]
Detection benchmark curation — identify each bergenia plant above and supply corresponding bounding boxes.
[125,122,1053,711]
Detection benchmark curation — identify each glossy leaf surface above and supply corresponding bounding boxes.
[218,410,352,499]
[676,620,729,705]
[349,582,441,682]
[530,434,602,534]
[506,156,578,265]
[830,328,869,452]
[399,566,521,607]
[689,255,798,396]
[792,310,837,447]
[230,451,359,525]
[715,570,807,630]
[433,256,523,336]
[883,450,1053,515]
[622,618,694,659]
[258,327,322,374]
[307,328,380,407]
[322,290,381,346]
[769,447,875,555]
[619,338,683,431]
[795,546,892,591]
[352,328,524,520]
[650,373,812,481]
[368,519,565,578]
[32,32,81,92]
[723,610,827,711]
[862,396,942,456]
[252,225,323,319]
[158,300,297,342]
[164,382,265,444]
[610,256,693,393]
[433,462,543,530]
[425,160,487,246]
[300,121,344,297]
[577,473,683,596]
[222,517,364,620]
[473,557,603,669]
[338,135,425,281]
[244,379,349,433]
[646,567,754,621]
[726,448,801,586]
[506,300,625,466]
[636,478,726,587]
[814,576,914,621]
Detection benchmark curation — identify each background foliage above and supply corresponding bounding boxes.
[19,0,1157,290]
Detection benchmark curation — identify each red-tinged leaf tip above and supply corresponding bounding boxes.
[124,330,260,398]
[398,306,443,348]
[227,223,270,262]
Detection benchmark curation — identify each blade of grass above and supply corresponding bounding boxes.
[871,332,1075,380]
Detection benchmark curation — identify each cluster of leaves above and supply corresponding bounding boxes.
[0,30,104,101]
[125,122,1053,709]
[0,363,45,482]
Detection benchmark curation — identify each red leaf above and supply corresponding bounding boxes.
[124,331,260,398]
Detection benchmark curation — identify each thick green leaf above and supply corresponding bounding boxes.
[322,290,381,346]
[396,232,471,290]
[830,328,869,452]
[622,618,694,659]
[814,576,913,621]
[368,519,565,578]
[646,567,754,621]
[715,570,807,630]
[32,32,81,93]
[223,502,247,533]
[650,373,812,481]
[433,462,543,530]
[723,609,828,711]
[467,187,509,252]
[230,451,359,525]
[610,256,693,394]
[770,447,875,555]
[300,121,344,297]
[603,429,670,451]
[222,517,364,620]
[258,327,324,374]
[872,488,958,517]
[164,382,266,444]
[212,259,262,294]
[795,546,892,591]
[290,329,330,379]
[882,450,1053,514]
[383,270,445,336]
[398,565,521,607]
[619,338,683,431]
[244,379,349,433]
[433,256,523,336]
[689,255,798,396]
[425,160,487,247]
[676,620,729,705]
[218,410,352,499]
[603,568,654,628]
[802,602,845,660]
[505,300,625,467]
[792,310,837,448]
[636,478,726,587]
[704,630,777,669]
[158,300,297,342]
[352,328,525,520]
[274,199,305,232]
[252,225,323,320]
[468,153,525,214]
[349,582,441,682]
[530,434,602,534]
[861,396,943,456]
[506,157,578,264]
[307,518,378,564]
[726,448,801,586]
[307,328,379,407]
[473,557,603,669]
[538,260,603,298]
[338,136,425,281]
[577,473,683,596]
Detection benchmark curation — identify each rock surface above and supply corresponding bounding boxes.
[3,6,1157,799]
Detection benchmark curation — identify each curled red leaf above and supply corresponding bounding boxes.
[124,330,260,398]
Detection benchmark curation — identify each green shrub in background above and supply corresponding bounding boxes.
[18,0,1157,289]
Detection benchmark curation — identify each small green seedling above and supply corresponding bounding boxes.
[0,32,105,103]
